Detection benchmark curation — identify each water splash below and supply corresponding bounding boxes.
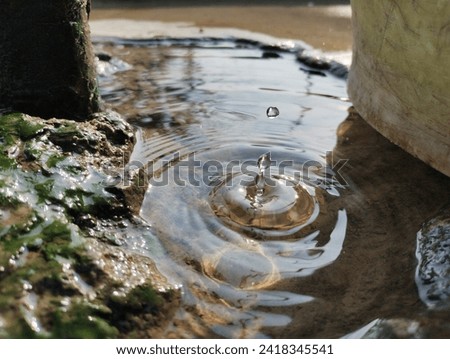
[209,154,317,231]
[255,152,271,198]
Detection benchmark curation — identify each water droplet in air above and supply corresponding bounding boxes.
[266,106,280,119]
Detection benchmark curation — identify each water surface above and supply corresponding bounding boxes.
[96,36,350,337]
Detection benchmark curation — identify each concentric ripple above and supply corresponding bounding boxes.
[141,145,347,291]
[97,37,349,338]
[210,171,316,231]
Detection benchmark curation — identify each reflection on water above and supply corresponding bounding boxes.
[96,37,350,337]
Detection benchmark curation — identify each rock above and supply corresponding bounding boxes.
[0,111,178,338]
[296,51,348,78]
[362,318,423,339]
[416,207,450,309]
[345,314,450,339]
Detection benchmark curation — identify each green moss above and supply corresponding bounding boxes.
[40,220,77,260]
[42,242,76,261]
[51,302,118,339]
[0,268,26,300]
[111,284,163,312]
[0,217,40,253]
[128,285,163,309]
[1,319,44,339]
[0,113,44,143]
[16,118,44,140]
[0,217,91,338]
[0,191,20,208]
[65,188,91,214]
[0,217,76,262]
[64,165,83,175]
[35,179,55,203]
[53,122,79,136]
[0,154,16,170]
[41,220,72,241]
[0,113,23,146]
[63,189,120,218]
[0,113,43,170]
[46,154,66,168]
[0,231,27,256]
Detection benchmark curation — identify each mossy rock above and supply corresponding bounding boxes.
[0,111,177,338]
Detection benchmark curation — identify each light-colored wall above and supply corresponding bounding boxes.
[348,0,450,177]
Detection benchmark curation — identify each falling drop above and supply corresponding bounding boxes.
[266,106,280,119]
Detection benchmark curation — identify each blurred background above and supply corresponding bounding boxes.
[91,0,352,51]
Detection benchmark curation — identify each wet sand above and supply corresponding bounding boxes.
[91,0,352,51]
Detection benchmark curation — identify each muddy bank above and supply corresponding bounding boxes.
[91,0,352,51]
[0,112,178,338]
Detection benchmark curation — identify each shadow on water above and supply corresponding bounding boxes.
[95,36,450,338]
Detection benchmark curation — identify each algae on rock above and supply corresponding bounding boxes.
[0,112,178,338]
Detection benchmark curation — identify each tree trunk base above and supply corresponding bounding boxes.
[0,0,100,120]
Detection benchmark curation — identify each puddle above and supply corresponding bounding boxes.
[94,30,450,338]
[95,36,350,338]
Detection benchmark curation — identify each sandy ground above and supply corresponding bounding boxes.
[91,1,352,51]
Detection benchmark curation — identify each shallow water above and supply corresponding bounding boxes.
[96,37,351,337]
[94,34,450,338]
